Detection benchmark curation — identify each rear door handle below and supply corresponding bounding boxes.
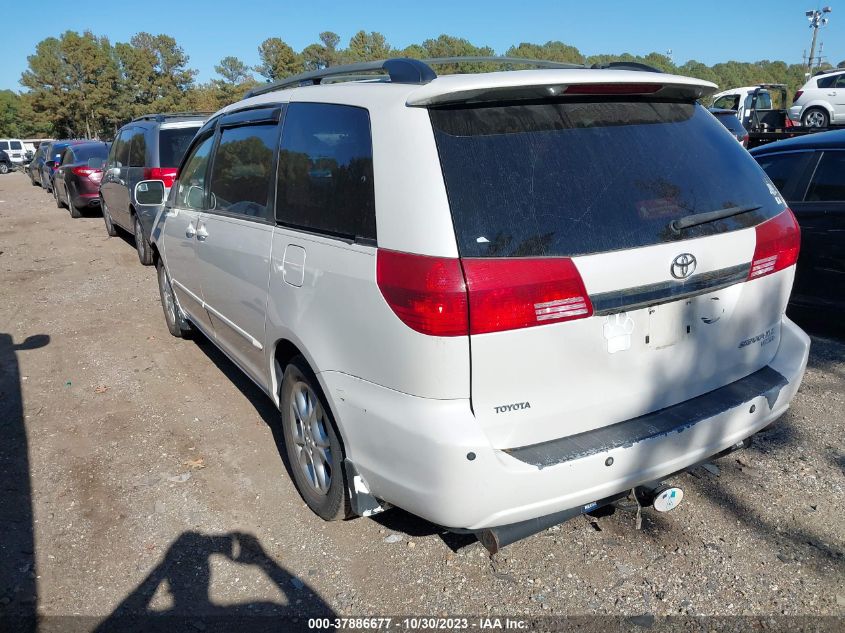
[185,223,197,238]
[196,224,209,241]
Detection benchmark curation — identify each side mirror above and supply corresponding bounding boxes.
[134,180,166,206]
[108,166,121,176]
[186,185,204,210]
[45,160,55,168]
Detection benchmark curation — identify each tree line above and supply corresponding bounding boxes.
[1,29,843,139]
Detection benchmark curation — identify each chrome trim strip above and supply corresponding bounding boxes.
[590,262,750,316]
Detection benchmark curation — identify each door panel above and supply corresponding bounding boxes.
[195,214,274,385]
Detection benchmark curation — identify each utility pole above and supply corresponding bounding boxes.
[805,6,832,73]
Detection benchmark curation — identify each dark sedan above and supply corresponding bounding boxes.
[40,140,84,192]
[750,130,845,316]
[53,141,110,218]
[26,143,50,186]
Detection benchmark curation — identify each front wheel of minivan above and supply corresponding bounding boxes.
[157,261,192,339]
[281,356,351,521]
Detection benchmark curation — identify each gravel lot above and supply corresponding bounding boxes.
[0,170,843,629]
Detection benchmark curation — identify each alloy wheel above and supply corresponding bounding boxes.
[288,381,333,495]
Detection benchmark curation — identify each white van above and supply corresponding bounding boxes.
[0,139,26,164]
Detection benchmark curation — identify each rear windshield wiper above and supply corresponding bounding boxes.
[670,205,762,233]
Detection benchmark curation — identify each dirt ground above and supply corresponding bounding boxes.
[0,170,843,629]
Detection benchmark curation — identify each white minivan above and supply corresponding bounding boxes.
[0,139,26,164]
[143,58,810,551]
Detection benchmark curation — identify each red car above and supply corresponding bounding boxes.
[53,141,110,218]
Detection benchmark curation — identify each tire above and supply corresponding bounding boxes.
[802,108,830,129]
[134,215,154,266]
[54,185,65,208]
[280,356,351,521]
[157,260,192,339]
[69,203,82,219]
[31,173,40,186]
[102,199,118,237]
[0,163,8,175]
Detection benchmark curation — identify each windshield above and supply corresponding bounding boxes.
[430,100,784,258]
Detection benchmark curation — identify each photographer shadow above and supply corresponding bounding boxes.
[94,531,335,633]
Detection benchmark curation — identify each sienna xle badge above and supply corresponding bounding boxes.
[142,56,810,551]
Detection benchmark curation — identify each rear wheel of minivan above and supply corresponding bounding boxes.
[135,216,154,266]
[157,261,192,339]
[102,199,118,237]
[280,356,350,521]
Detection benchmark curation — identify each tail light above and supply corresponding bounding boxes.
[376,250,593,336]
[376,250,468,336]
[72,166,96,177]
[792,90,803,103]
[748,209,801,280]
[144,167,178,188]
[462,258,592,334]
[742,134,749,147]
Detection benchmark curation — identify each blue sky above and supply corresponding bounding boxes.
[3,0,842,91]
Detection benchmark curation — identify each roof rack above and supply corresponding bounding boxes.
[590,61,663,73]
[245,59,436,98]
[812,67,844,76]
[244,56,668,98]
[130,112,214,123]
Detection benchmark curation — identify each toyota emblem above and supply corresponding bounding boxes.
[671,253,697,279]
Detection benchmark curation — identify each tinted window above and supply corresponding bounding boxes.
[209,124,278,219]
[61,148,74,165]
[128,129,147,167]
[0,142,8,150]
[817,75,836,88]
[115,130,131,167]
[806,152,845,202]
[73,144,109,165]
[50,144,69,163]
[836,75,845,89]
[10,141,22,150]
[159,126,201,168]
[276,103,376,240]
[431,101,786,258]
[754,152,814,200]
[175,136,214,209]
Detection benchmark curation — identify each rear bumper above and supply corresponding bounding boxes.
[72,192,100,207]
[324,316,810,530]
[788,105,803,122]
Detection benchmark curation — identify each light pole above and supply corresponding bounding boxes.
[805,6,832,72]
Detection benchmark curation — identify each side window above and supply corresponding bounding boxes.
[713,95,738,110]
[805,152,845,202]
[10,141,22,151]
[115,130,131,167]
[835,75,845,89]
[818,75,836,89]
[128,129,147,167]
[175,135,215,210]
[755,93,772,110]
[61,148,74,165]
[0,142,8,151]
[755,152,813,201]
[208,124,279,219]
[276,103,376,241]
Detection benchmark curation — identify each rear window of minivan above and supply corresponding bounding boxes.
[430,101,784,258]
[159,127,200,168]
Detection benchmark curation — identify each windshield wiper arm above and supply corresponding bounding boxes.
[670,205,762,233]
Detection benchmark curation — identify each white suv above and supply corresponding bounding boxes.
[0,138,26,164]
[789,68,845,128]
[143,58,810,551]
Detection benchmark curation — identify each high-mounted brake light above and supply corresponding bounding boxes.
[564,83,663,95]
[462,258,592,334]
[748,209,800,280]
[376,250,593,337]
[376,250,468,337]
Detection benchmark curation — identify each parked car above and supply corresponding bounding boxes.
[53,141,110,218]
[26,144,49,186]
[145,58,810,552]
[750,129,845,316]
[100,112,209,265]
[0,149,12,174]
[709,108,749,147]
[789,68,845,129]
[0,138,26,164]
[40,140,84,192]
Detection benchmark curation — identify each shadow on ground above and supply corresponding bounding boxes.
[0,332,49,633]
